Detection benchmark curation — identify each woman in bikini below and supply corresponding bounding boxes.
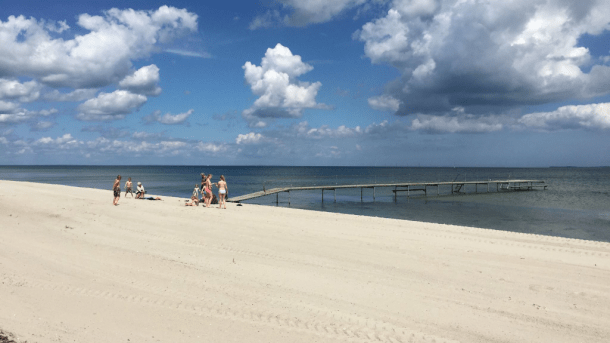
[217,175,228,209]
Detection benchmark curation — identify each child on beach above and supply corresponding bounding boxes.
[112,175,121,206]
[217,175,228,209]
[125,177,133,198]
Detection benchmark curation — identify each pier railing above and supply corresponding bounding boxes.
[228,179,547,204]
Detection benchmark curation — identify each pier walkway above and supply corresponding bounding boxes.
[227,179,546,204]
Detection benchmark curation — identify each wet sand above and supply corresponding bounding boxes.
[1,180,609,342]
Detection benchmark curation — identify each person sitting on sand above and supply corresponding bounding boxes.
[136,182,145,199]
[125,177,134,198]
[185,195,199,206]
[113,175,121,206]
[217,175,228,209]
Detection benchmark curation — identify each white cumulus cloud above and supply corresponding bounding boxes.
[77,90,147,121]
[0,6,197,89]
[119,64,162,96]
[236,132,265,145]
[242,43,329,127]
[0,79,41,102]
[518,103,610,130]
[355,0,610,116]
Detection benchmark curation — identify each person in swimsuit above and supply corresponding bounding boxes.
[204,174,214,207]
[200,172,206,194]
[192,184,200,199]
[217,175,228,209]
[125,177,134,197]
[113,175,121,206]
[185,195,199,206]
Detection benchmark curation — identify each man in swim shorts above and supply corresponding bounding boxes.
[125,177,134,197]
[113,175,121,206]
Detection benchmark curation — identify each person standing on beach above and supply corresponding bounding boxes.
[113,175,121,206]
[125,177,134,198]
[200,173,206,193]
[217,175,228,209]
[204,174,214,207]
[192,184,200,200]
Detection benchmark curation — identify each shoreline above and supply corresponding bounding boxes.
[1,180,609,342]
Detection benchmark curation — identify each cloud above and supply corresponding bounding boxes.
[164,49,212,58]
[0,107,57,124]
[364,119,409,135]
[518,103,610,130]
[142,109,193,125]
[0,6,197,89]
[411,114,504,134]
[194,142,228,153]
[0,101,19,113]
[119,64,162,96]
[30,121,55,131]
[236,132,265,145]
[250,0,369,28]
[355,0,610,116]
[33,134,81,150]
[368,95,400,111]
[292,121,363,139]
[77,90,147,121]
[43,88,98,102]
[0,79,41,102]
[242,43,329,127]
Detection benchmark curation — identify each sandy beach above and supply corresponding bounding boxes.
[1,181,609,343]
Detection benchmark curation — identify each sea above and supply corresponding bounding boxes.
[1,166,609,243]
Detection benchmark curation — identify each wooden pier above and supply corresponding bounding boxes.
[227,179,547,204]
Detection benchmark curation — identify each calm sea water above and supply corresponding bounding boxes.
[1,166,609,242]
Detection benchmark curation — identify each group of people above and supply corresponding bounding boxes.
[112,175,159,206]
[112,173,228,209]
[185,173,228,209]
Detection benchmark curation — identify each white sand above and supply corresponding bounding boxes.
[1,180,609,343]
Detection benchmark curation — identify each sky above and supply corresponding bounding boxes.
[1,0,609,167]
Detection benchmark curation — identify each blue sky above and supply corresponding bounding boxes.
[1,0,609,166]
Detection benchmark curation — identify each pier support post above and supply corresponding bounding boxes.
[361,188,363,202]
[437,185,439,196]
[334,189,336,203]
[276,193,279,205]
[487,183,489,193]
[394,186,397,202]
[373,187,376,201]
[288,191,290,206]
